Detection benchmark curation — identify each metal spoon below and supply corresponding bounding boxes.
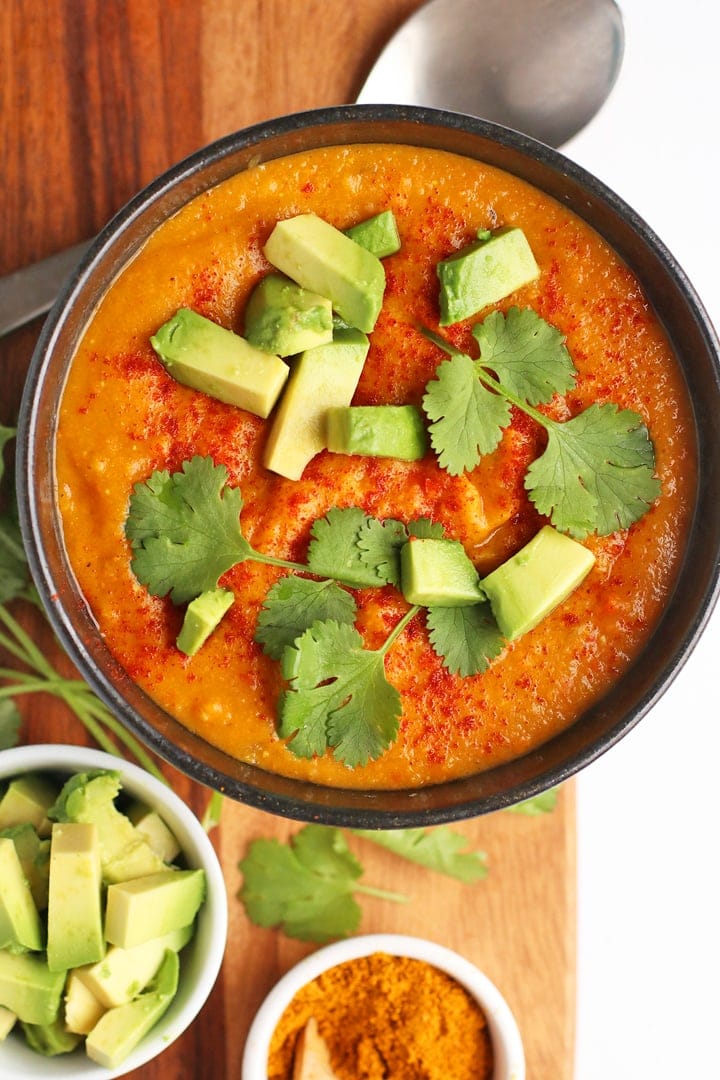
[0,0,623,338]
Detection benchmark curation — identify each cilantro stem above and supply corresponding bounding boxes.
[475,367,555,430]
[355,883,410,903]
[380,604,421,654]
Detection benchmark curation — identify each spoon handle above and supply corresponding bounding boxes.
[0,240,91,337]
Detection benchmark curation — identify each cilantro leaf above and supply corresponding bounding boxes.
[354,826,488,883]
[125,456,253,603]
[0,699,22,750]
[280,620,401,767]
[473,307,575,405]
[525,402,661,538]
[0,514,35,605]
[422,352,510,475]
[426,603,504,676]
[238,826,364,942]
[408,517,446,540]
[507,787,559,815]
[0,425,16,484]
[357,517,446,587]
[238,825,408,942]
[357,517,409,587]
[306,507,384,587]
[255,576,357,660]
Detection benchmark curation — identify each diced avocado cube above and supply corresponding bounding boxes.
[244,272,333,356]
[0,1004,17,1040]
[176,587,234,657]
[46,822,105,972]
[127,803,182,864]
[64,971,106,1035]
[0,774,57,838]
[263,327,370,481]
[437,226,540,325]
[85,949,180,1069]
[326,404,427,461]
[481,524,596,640]
[50,770,168,884]
[0,837,43,953]
[0,951,66,1025]
[400,538,484,607]
[1,824,50,911]
[104,869,206,949]
[150,307,289,418]
[75,923,193,1008]
[345,210,401,258]
[264,214,385,333]
[20,1016,82,1056]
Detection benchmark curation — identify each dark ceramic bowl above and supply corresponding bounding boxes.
[17,105,720,827]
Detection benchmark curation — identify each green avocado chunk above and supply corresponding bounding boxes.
[437,226,540,325]
[0,774,57,838]
[46,822,105,972]
[21,1015,83,1056]
[0,837,43,953]
[481,524,595,640]
[400,538,484,607]
[263,327,370,481]
[345,210,401,258]
[0,951,66,1025]
[150,307,289,418]
[0,825,50,912]
[244,272,333,356]
[49,770,168,885]
[264,213,386,333]
[104,869,206,949]
[85,948,179,1069]
[326,404,427,461]
[176,587,234,657]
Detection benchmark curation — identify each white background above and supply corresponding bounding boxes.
[564,2,720,1077]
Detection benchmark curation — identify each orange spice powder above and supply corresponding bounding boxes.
[268,952,494,1080]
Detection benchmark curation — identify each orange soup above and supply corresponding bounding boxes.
[56,144,696,789]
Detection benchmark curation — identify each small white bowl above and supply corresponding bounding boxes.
[0,744,228,1079]
[242,932,525,1080]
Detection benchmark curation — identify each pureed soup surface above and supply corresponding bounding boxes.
[56,144,696,790]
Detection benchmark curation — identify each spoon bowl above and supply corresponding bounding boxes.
[358,0,624,148]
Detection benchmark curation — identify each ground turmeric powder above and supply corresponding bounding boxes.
[267,952,494,1080]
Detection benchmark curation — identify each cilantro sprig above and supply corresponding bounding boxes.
[422,308,661,538]
[126,458,505,767]
[238,808,555,942]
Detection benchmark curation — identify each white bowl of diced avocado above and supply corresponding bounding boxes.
[0,744,227,1077]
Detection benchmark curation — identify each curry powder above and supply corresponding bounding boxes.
[267,952,494,1079]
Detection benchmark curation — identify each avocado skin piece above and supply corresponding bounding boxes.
[244,272,333,356]
[85,948,180,1069]
[176,587,234,657]
[326,404,427,461]
[150,308,289,418]
[345,210,401,259]
[21,1016,83,1056]
[481,525,595,640]
[400,538,484,607]
[264,213,385,333]
[437,226,540,325]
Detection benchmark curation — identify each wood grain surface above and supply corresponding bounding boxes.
[0,3,576,1077]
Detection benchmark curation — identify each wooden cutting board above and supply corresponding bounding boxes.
[0,2,576,1076]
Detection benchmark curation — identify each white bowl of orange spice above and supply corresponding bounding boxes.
[242,933,524,1080]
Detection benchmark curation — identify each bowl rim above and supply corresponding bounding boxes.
[0,743,228,1078]
[241,931,525,1080]
[16,103,720,827]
